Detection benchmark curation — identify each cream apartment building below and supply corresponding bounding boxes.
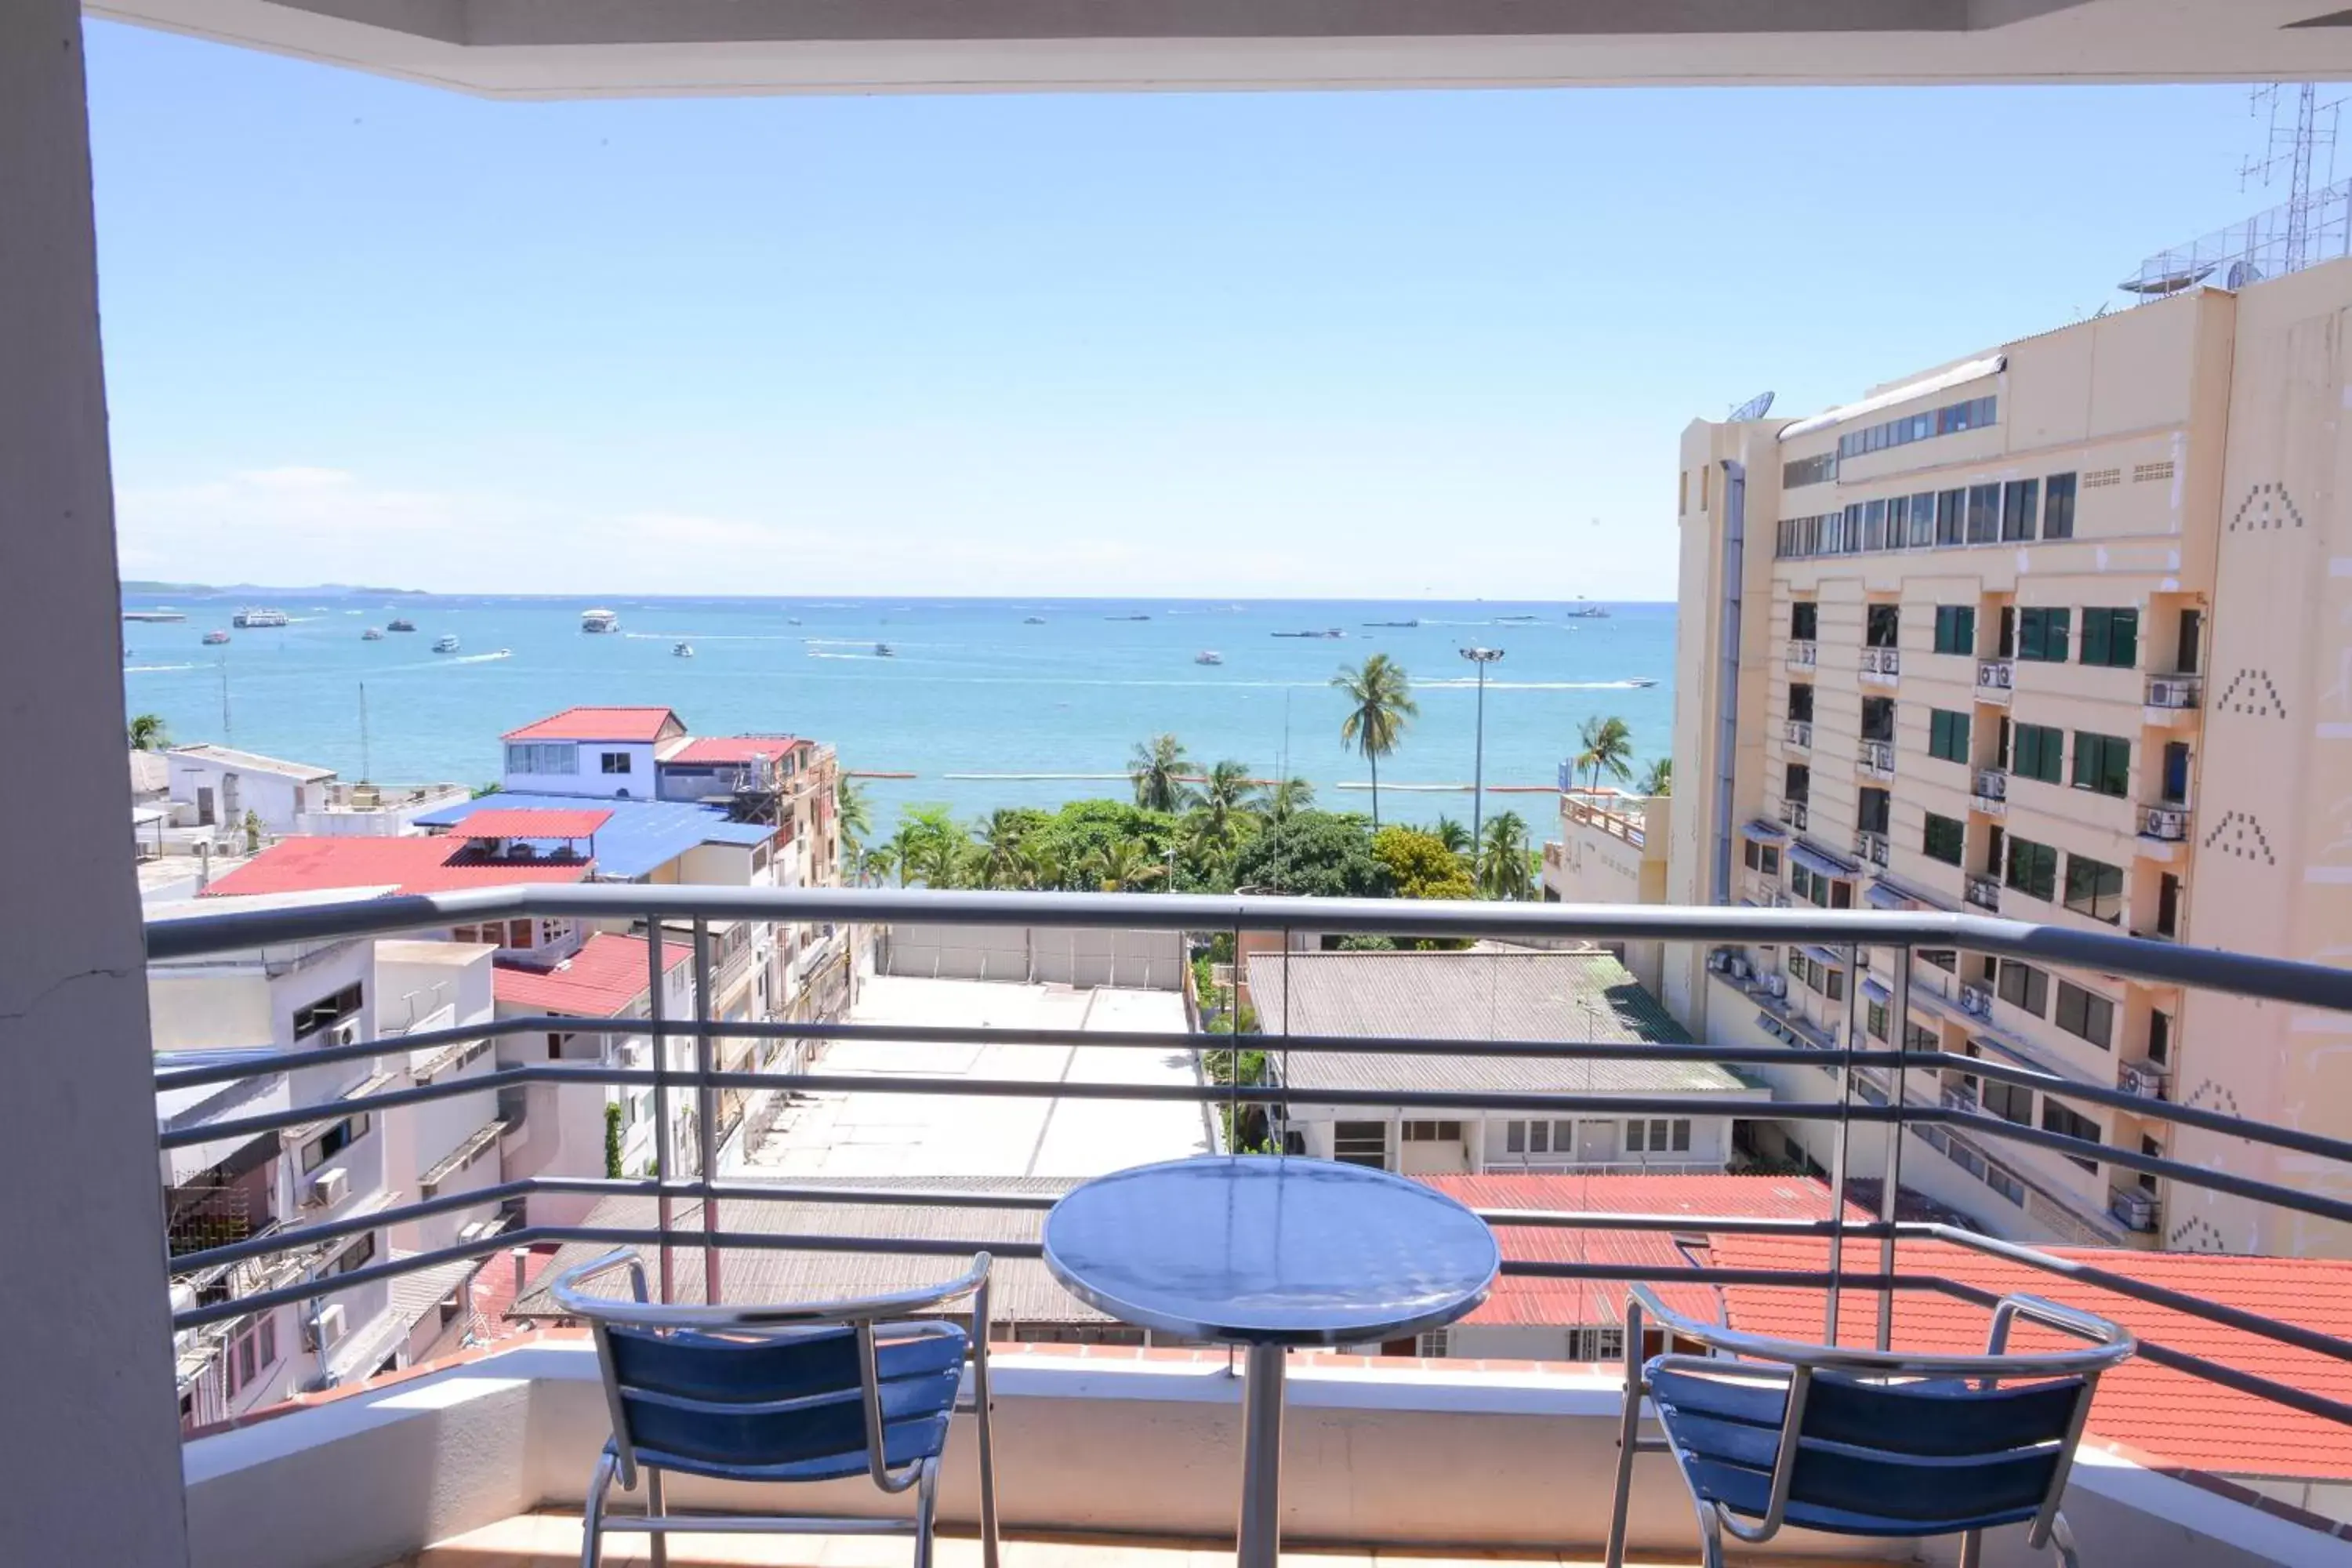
[1664,256,2352,1257]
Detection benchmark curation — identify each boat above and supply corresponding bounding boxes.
[1565,602,1611,619]
[1024,615,1047,625]
[1271,628,1346,639]
[122,610,186,623]
[232,608,290,628]
[1494,614,1540,623]
[673,642,695,658]
[874,642,896,658]
[361,627,385,641]
[386,617,417,632]
[201,630,230,645]
[1628,677,1658,688]
[580,608,620,634]
[1103,614,1151,622]
[1195,651,1224,666]
[787,618,803,626]
[433,635,461,653]
[1361,619,1420,628]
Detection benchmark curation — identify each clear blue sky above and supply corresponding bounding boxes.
[83,20,2302,600]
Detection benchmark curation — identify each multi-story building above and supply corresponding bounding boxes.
[1665,256,2352,1256]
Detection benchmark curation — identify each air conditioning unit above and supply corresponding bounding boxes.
[2142,806,2189,841]
[458,1218,503,1245]
[327,1018,361,1049]
[1958,984,1994,1020]
[2147,678,2198,709]
[2111,1189,2160,1233]
[1708,950,1730,974]
[1730,957,1751,982]
[2119,1058,2169,1099]
[1767,974,1788,999]
[306,1168,349,1208]
[306,1302,347,1351]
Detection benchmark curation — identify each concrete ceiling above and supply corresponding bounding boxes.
[91,0,2352,97]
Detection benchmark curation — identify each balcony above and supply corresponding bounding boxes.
[2140,803,2190,844]
[2145,673,2203,727]
[1976,658,2014,700]
[1785,638,1817,670]
[2120,1058,2170,1101]
[1856,739,1896,779]
[1853,829,1890,868]
[1958,978,1996,1018]
[1860,644,1900,684]
[1964,873,2002,913]
[1971,768,2009,815]
[1783,717,1813,749]
[118,888,2352,1568]
[1779,797,1809,832]
[2111,1185,2162,1234]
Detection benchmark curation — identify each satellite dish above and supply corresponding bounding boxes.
[2226,260,2264,289]
[1728,390,1777,423]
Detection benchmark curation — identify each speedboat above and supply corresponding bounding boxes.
[1195,651,1224,666]
[1566,603,1611,619]
[581,608,620,634]
[361,627,386,641]
[201,630,230,645]
[875,642,896,658]
[231,608,289,628]
[673,641,695,658]
[1024,615,1047,624]
[386,617,416,632]
[433,635,461,653]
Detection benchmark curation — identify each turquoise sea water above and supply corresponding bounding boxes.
[120,595,1675,824]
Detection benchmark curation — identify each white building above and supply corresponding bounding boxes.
[497,706,684,800]
[166,745,336,837]
[1248,947,1769,1174]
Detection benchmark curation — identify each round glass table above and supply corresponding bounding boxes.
[1043,1156,1499,1568]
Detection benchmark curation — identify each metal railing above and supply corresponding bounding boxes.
[146,887,2352,1448]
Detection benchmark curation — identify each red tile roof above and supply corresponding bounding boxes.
[502,706,682,742]
[1423,1174,1864,1330]
[667,735,803,764]
[1710,1232,2352,1481]
[201,837,594,898]
[492,933,693,1015]
[452,808,614,840]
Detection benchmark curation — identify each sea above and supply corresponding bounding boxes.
[119,594,1675,825]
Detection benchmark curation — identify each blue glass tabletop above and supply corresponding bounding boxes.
[1042,1156,1501,1345]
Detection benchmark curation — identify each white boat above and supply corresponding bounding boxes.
[1195,650,1224,666]
[361,627,385,641]
[1024,615,1047,625]
[231,608,289,628]
[673,641,695,658]
[201,630,230,645]
[1565,603,1611,619]
[580,608,620,634]
[433,635,461,653]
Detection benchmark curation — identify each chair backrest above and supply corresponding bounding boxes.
[1780,1368,2090,1526]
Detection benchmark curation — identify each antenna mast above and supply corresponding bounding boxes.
[359,682,372,783]
[2241,82,2343,274]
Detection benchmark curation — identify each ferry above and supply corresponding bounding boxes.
[581,608,621,634]
[122,610,187,623]
[361,627,386,641]
[201,630,230,646]
[673,642,695,659]
[1195,651,1224,666]
[232,608,290,628]
[1271,628,1345,639]
[386,617,417,632]
[1565,603,1611,619]
[433,635,461,653]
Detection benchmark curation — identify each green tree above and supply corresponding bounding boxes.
[1635,756,1673,798]
[127,713,169,751]
[1429,815,1473,859]
[1128,732,1196,814]
[1230,810,1384,898]
[603,1101,625,1179]
[836,776,873,866]
[1267,776,1316,821]
[1087,837,1168,892]
[974,808,1045,889]
[1333,653,1417,829]
[1476,811,1536,900]
[1183,760,1264,881]
[1574,714,1637,794]
[889,805,967,888]
[1370,826,1476,902]
[859,844,899,887]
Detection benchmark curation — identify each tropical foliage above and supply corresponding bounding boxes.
[128,713,169,751]
[1128,732,1195,813]
[1475,811,1536,900]
[1370,826,1475,903]
[1573,713,1636,794]
[1332,654,1417,829]
[1635,756,1672,798]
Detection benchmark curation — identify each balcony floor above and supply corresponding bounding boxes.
[394,1516,1886,1568]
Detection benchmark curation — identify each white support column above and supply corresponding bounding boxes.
[0,5,193,1561]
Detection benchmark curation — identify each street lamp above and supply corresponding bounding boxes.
[1458,646,1505,856]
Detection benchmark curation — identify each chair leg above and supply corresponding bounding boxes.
[1602,1374,1644,1568]
[912,1457,942,1568]
[2049,1511,2082,1568]
[1958,1528,1983,1568]
[581,1446,617,1568]
[973,1346,1000,1568]
[645,1466,667,1568]
[1694,1500,1725,1568]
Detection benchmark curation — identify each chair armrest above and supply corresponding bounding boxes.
[1624,1282,2132,1379]
[1987,1294,2136,1359]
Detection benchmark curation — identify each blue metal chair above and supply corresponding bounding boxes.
[1604,1283,2134,1568]
[550,1248,1000,1568]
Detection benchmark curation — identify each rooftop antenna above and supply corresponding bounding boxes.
[2121,82,2350,299]
[2241,82,2346,275]
[1726,390,1777,423]
[359,682,372,783]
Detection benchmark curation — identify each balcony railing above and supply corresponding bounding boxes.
[1860,644,1900,681]
[1964,873,2002,912]
[1976,657,2013,696]
[1854,829,1890,867]
[1783,717,1813,748]
[1780,797,1809,831]
[1785,638,1817,670]
[1857,739,1895,779]
[144,887,2352,1566]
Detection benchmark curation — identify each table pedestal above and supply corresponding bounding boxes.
[1236,1342,1287,1568]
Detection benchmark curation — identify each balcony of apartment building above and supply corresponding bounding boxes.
[1859,603,1901,686]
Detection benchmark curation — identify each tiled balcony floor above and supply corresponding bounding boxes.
[392,1515,1887,1568]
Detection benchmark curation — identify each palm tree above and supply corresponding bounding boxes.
[858,844,899,888]
[1476,811,1534,900]
[1574,714,1636,796]
[1185,760,1262,875]
[1635,756,1673,798]
[1017,837,1065,893]
[1431,815,1472,858]
[1087,837,1167,892]
[1267,776,1316,822]
[128,713,169,751]
[835,776,873,863]
[975,809,1032,889]
[1128,733,1196,813]
[1333,653,1417,829]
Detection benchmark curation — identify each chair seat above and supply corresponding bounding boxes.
[1647,1366,2054,1539]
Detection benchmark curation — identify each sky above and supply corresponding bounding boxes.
[82,22,2314,600]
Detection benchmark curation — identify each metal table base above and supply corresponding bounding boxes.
[1237,1342,1287,1568]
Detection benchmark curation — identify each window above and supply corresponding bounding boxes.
[2000,478,2040,542]
[300,1112,371,1174]
[1789,682,1814,722]
[1966,482,2001,543]
[1907,491,1935,547]
[2067,732,2129,800]
[1985,1163,2027,1206]
[2005,836,2059,902]
[2013,724,2065,785]
[292,982,363,1040]
[2161,742,2190,805]
[226,1313,278,1397]
[1867,999,1889,1040]
[600,750,633,775]
[2063,854,2125,924]
[1402,1120,1462,1142]
[1983,1080,2034,1126]
[2042,1101,2103,1172]
[1625,1119,1693,1154]
[2149,1009,2172,1066]
[1928,709,1970,764]
[2157,873,2181,938]
[1742,840,1780,876]
[2017,606,2071,662]
[1857,787,1890,836]
[504,742,576,775]
[1996,605,2016,658]
[1783,452,1838,488]
[1835,395,1995,459]
[1996,959,2051,1016]
[2079,608,2139,669]
[2055,981,2117,1048]
[1791,602,1818,641]
[1785,762,1810,804]
[1504,1119,1577,1156]
[1935,488,1965,546]
[2140,1135,2163,1196]
[1923,813,1966,866]
[1860,695,1895,742]
[1566,1327,1627,1363]
[1865,604,1900,648]
[2042,472,2077,539]
[1933,604,1976,655]
[332,1232,376,1275]
[2176,608,2204,675]
[1332,1122,1387,1167]
[1415,1329,1451,1358]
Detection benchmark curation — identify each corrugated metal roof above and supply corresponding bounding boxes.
[1787,841,1859,880]
[168,743,337,782]
[414,792,769,879]
[502,706,683,742]
[668,735,804,764]
[452,807,614,840]
[492,934,692,1016]
[201,837,593,898]
[1247,949,1754,1098]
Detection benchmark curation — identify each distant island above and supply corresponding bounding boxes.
[121,580,430,597]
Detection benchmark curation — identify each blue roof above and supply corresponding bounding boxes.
[413,792,771,880]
